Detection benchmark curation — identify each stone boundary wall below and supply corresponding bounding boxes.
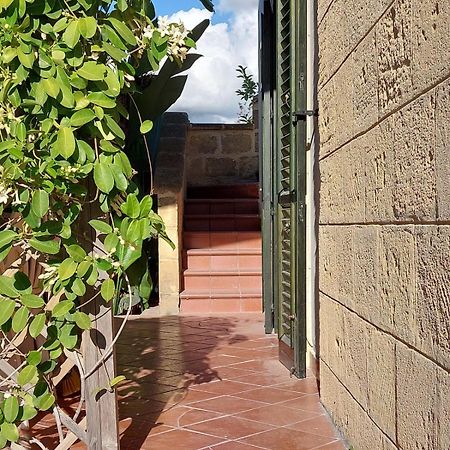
[186,123,259,186]
[317,1,449,449]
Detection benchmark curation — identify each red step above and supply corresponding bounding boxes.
[180,184,262,314]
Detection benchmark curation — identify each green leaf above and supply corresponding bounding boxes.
[77,61,107,81]
[88,220,112,234]
[101,278,115,302]
[74,311,91,330]
[52,300,74,318]
[78,17,97,39]
[17,49,35,68]
[17,365,38,386]
[55,126,76,159]
[107,18,136,45]
[71,277,86,296]
[41,77,60,99]
[0,230,17,249]
[121,194,140,219]
[103,42,126,62]
[110,375,126,388]
[1,422,19,443]
[65,244,87,262]
[139,196,153,218]
[140,120,153,134]
[35,392,55,411]
[94,162,114,193]
[12,306,29,332]
[58,258,78,280]
[29,313,46,338]
[20,405,38,421]
[0,244,12,263]
[59,323,78,349]
[63,20,80,48]
[111,164,128,191]
[21,294,45,309]
[3,396,19,422]
[70,109,96,127]
[117,0,127,12]
[29,237,60,255]
[31,190,49,218]
[27,350,42,366]
[0,277,19,298]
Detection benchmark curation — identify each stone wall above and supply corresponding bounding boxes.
[186,123,259,186]
[317,0,449,449]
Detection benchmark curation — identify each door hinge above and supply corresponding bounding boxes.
[293,109,319,124]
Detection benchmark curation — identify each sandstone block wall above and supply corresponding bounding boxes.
[317,0,450,448]
[186,124,259,186]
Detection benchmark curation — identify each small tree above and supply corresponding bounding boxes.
[236,65,258,124]
[0,0,213,448]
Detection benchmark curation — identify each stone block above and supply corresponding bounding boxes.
[437,368,450,450]
[205,157,237,177]
[378,226,415,336]
[159,293,180,316]
[319,294,346,380]
[352,226,380,321]
[396,345,439,450]
[189,133,220,155]
[415,226,450,369]
[318,79,336,157]
[221,131,252,155]
[158,258,181,294]
[317,0,334,24]
[320,143,365,224]
[158,196,180,228]
[377,0,413,116]
[238,155,259,180]
[366,328,396,440]
[318,226,354,306]
[435,80,450,220]
[392,92,437,221]
[342,310,370,410]
[411,0,450,93]
[364,120,396,222]
[352,30,378,135]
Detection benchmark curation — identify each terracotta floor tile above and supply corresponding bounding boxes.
[235,404,321,427]
[239,427,336,450]
[186,415,274,440]
[275,378,320,394]
[232,374,287,387]
[190,380,257,395]
[312,440,347,449]
[135,429,222,450]
[287,415,343,439]
[208,441,266,450]
[234,387,306,404]
[154,406,223,427]
[280,394,325,414]
[189,395,266,415]
[213,366,257,380]
[229,359,292,376]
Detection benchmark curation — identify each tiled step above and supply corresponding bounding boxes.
[184,249,262,271]
[184,231,261,250]
[185,198,259,215]
[184,214,260,232]
[183,269,262,291]
[187,183,259,200]
[180,288,262,313]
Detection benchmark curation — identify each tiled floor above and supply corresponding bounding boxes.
[28,313,346,449]
[114,313,346,450]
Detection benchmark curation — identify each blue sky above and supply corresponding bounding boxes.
[151,0,259,123]
[152,0,231,24]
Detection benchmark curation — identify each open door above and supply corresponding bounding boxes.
[260,0,307,378]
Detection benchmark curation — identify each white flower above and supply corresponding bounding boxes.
[0,185,12,204]
[157,16,170,37]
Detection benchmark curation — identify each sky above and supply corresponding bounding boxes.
[152,0,259,123]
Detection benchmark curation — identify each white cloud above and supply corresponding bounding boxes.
[167,2,259,123]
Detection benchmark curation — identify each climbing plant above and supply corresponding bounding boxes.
[0,0,213,448]
[236,65,257,124]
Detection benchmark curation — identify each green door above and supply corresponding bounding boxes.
[260,0,307,378]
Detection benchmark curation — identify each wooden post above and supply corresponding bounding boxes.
[81,183,120,449]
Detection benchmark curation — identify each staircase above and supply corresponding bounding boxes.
[180,184,263,313]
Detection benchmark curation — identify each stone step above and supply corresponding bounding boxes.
[184,214,260,232]
[183,269,262,291]
[180,288,262,313]
[184,249,262,271]
[183,231,262,251]
[187,183,259,200]
[185,198,259,215]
